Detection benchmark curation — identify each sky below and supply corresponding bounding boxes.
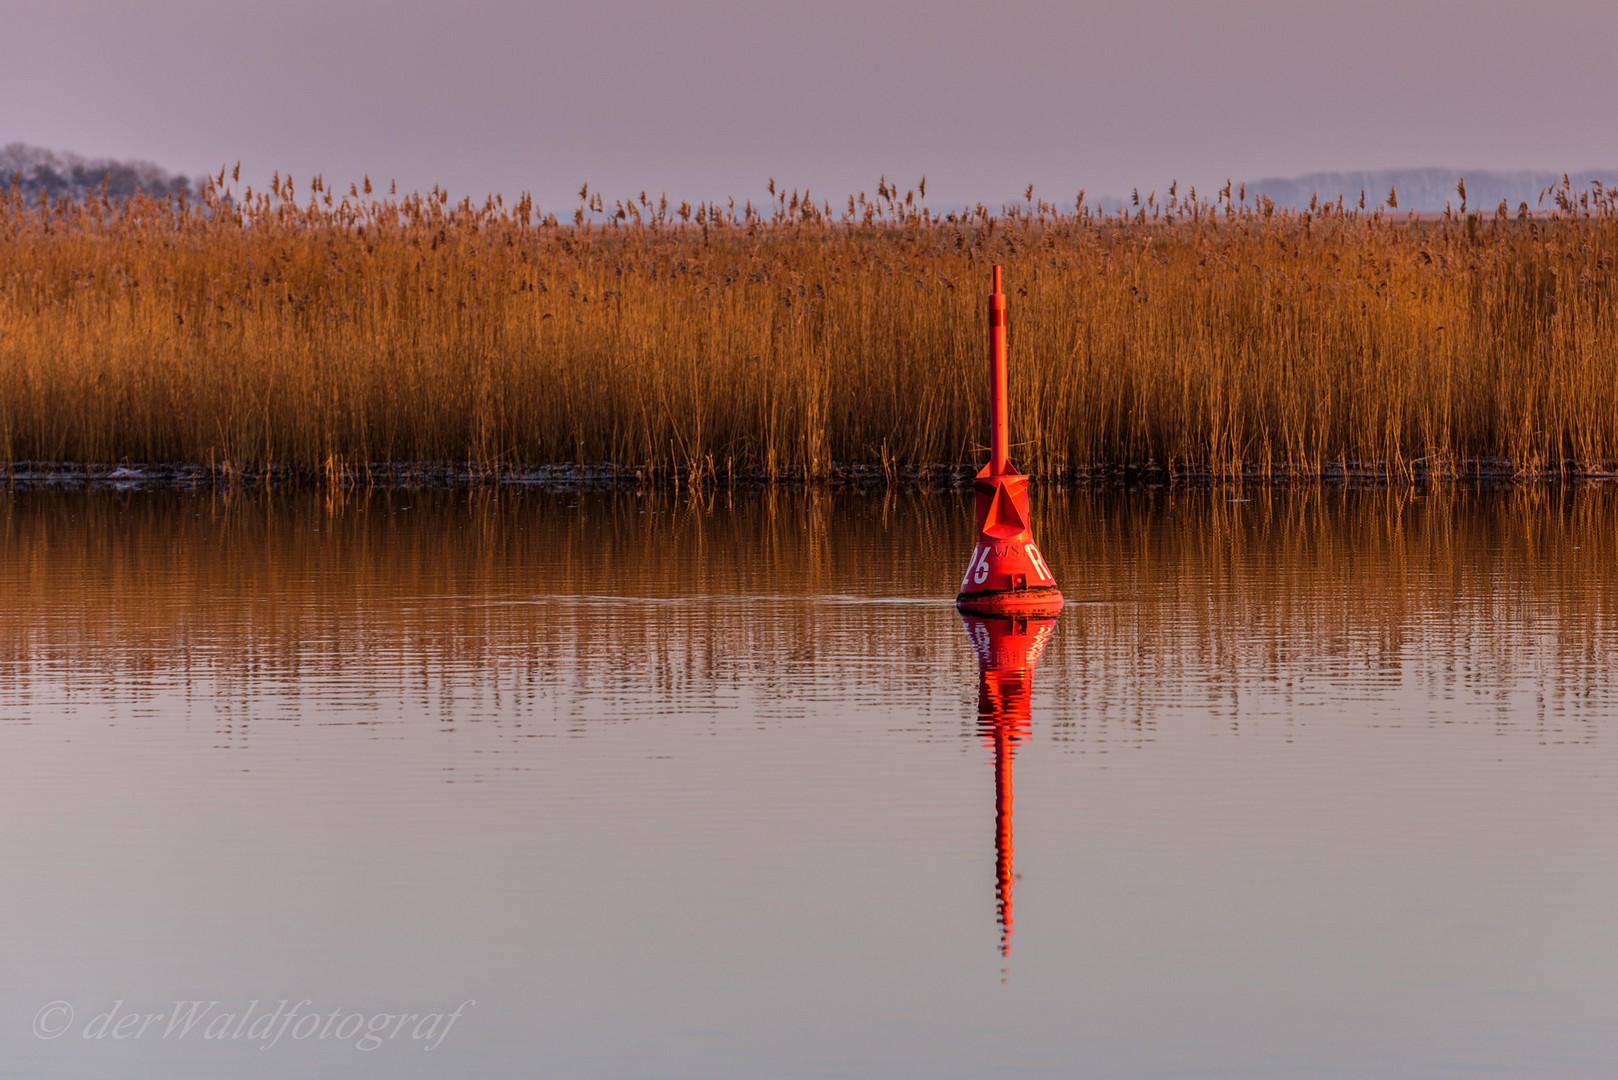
[2,0,1616,211]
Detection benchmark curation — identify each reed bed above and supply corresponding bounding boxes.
[1,171,1616,483]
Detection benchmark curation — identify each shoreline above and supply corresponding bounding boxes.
[4,459,1615,494]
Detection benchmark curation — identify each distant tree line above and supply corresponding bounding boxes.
[1,142,191,201]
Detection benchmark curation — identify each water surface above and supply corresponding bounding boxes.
[2,486,1616,1078]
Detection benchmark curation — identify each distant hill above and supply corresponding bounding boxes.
[1,142,191,201]
[1243,167,1615,213]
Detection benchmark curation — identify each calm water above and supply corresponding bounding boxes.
[2,486,1617,1079]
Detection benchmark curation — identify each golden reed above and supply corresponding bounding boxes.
[1,171,1614,482]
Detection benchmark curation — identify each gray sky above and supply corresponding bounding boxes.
[3,0,1615,210]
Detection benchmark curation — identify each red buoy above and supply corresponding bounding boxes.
[956,266,1064,617]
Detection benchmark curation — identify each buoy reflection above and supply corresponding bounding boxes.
[961,613,1057,972]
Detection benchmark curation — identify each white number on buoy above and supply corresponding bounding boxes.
[961,546,983,589]
[973,546,990,584]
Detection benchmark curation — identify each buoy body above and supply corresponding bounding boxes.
[956,267,1063,617]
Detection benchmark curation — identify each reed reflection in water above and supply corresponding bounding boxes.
[0,485,1616,1079]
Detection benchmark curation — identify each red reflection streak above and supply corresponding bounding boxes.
[961,614,1057,970]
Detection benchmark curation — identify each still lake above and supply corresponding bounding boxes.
[2,485,1616,1079]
